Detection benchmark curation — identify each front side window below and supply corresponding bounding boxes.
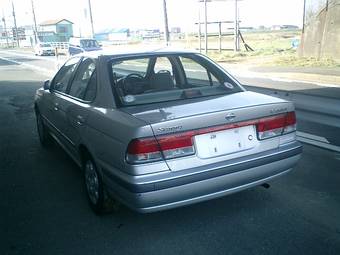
[110,53,241,106]
[68,58,96,100]
[52,57,80,93]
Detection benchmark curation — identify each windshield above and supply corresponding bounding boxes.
[80,39,99,48]
[110,53,242,106]
[41,43,52,47]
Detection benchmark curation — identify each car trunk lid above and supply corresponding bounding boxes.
[123,91,296,171]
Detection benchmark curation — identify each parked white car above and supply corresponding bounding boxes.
[34,50,302,214]
[34,43,55,56]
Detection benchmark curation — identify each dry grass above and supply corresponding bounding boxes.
[178,30,340,68]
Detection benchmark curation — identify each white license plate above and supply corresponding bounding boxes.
[194,125,257,159]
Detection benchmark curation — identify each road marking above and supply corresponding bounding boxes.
[296,132,340,152]
[231,70,340,88]
[297,131,330,144]
[264,76,340,88]
[0,55,53,77]
[0,50,60,63]
[297,136,340,153]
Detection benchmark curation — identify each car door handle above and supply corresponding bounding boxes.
[76,115,85,125]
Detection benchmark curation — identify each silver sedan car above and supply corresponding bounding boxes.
[34,50,302,214]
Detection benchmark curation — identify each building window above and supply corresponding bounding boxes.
[58,26,68,34]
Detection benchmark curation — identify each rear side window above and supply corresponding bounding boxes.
[180,56,220,87]
[84,71,97,101]
[68,58,96,100]
[154,57,173,75]
[112,58,149,79]
[53,57,80,93]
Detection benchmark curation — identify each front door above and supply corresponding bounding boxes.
[62,58,97,154]
[48,57,81,143]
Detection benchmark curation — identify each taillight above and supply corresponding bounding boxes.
[126,132,195,164]
[127,111,297,164]
[126,138,163,163]
[283,111,297,134]
[257,111,296,140]
[157,132,195,159]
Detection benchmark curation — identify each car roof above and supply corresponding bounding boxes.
[79,47,199,59]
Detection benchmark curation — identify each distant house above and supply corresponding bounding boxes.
[239,26,255,32]
[271,25,299,31]
[94,28,130,42]
[139,29,161,39]
[38,19,73,42]
[171,27,181,34]
[17,26,35,47]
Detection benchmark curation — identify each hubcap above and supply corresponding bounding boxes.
[85,160,99,205]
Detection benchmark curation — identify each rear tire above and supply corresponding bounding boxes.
[36,111,52,147]
[83,155,118,214]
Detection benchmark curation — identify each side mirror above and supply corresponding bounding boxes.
[43,80,50,90]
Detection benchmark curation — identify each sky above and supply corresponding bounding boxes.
[1,0,304,36]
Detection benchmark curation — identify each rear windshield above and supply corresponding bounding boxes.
[80,39,99,48]
[110,53,242,106]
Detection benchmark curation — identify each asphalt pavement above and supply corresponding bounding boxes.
[1,52,340,255]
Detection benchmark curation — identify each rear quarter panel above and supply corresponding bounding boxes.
[84,107,169,176]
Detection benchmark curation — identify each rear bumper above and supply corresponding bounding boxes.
[102,142,302,213]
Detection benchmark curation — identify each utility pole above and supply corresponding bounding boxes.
[204,0,208,54]
[302,0,306,33]
[87,0,95,38]
[2,10,9,47]
[162,0,170,46]
[31,0,38,44]
[234,0,239,51]
[12,1,19,47]
[198,3,202,53]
